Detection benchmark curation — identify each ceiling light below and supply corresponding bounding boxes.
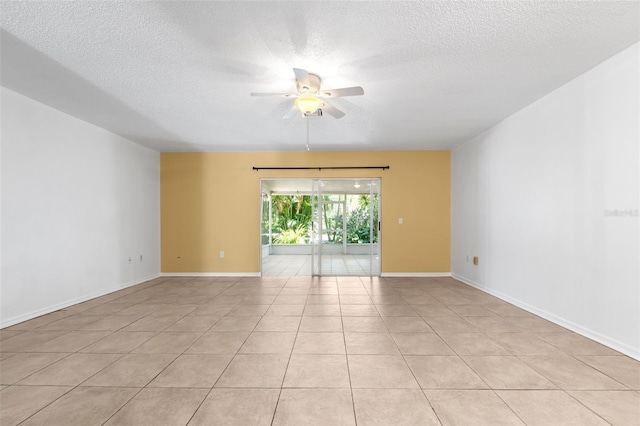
[354,183,361,188]
[295,95,322,115]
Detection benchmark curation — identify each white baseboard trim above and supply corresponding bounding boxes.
[381,272,451,278]
[1,273,161,329]
[451,273,640,361]
[161,272,261,278]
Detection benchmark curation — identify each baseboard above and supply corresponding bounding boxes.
[381,272,451,278]
[0,273,161,329]
[161,272,261,277]
[451,273,640,361]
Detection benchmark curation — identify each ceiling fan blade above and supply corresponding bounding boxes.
[282,104,299,119]
[293,68,311,92]
[320,101,345,119]
[250,92,297,97]
[319,86,364,98]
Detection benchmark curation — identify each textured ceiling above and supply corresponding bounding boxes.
[1,1,638,152]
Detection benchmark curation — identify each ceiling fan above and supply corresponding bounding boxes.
[250,68,364,119]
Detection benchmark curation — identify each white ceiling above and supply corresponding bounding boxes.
[1,1,638,153]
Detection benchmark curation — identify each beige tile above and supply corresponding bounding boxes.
[104,387,207,426]
[0,353,18,361]
[0,352,69,384]
[186,331,250,354]
[353,389,440,426]
[339,295,373,305]
[164,315,221,331]
[425,390,525,425]
[78,315,140,331]
[273,295,307,304]
[463,316,522,332]
[375,305,418,316]
[383,317,432,332]
[306,295,340,305]
[226,304,270,317]
[340,304,380,316]
[4,311,71,330]
[497,390,609,425]
[0,385,71,426]
[76,303,132,316]
[345,333,399,355]
[0,331,69,352]
[121,314,183,332]
[299,316,343,332]
[484,303,531,317]
[505,316,570,333]
[411,304,456,317]
[309,288,338,295]
[349,355,419,388]
[568,390,640,426]
[28,331,112,352]
[487,332,564,355]
[210,316,261,331]
[520,355,628,389]
[284,354,350,388]
[273,389,355,426]
[189,388,279,426]
[0,330,26,341]
[131,331,201,354]
[18,353,121,386]
[115,304,162,317]
[342,317,387,333]
[241,294,277,304]
[149,354,232,387]
[303,304,341,316]
[239,332,296,354]
[255,316,301,332]
[339,287,368,295]
[149,304,198,316]
[36,315,103,330]
[392,333,455,355]
[424,316,477,333]
[19,386,138,426]
[463,356,556,389]
[79,331,157,353]
[372,295,408,304]
[265,304,305,316]
[406,356,488,389]
[439,332,510,355]
[189,304,234,316]
[537,332,621,355]
[293,332,346,354]
[216,354,289,387]
[83,353,177,387]
[448,304,496,316]
[576,355,640,389]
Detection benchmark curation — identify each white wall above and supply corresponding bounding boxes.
[452,43,639,359]
[1,87,160,327]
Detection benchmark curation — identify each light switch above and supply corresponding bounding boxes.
[398,218,403,224]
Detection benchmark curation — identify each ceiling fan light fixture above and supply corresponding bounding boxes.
[295,95,322,115]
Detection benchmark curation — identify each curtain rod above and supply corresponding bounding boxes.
[252,166,389,171]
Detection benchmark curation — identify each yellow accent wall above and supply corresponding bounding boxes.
[161,151,450,273]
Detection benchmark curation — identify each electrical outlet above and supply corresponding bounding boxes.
[128,257,132,264]
[139,255,143,261]
[220,251,225,258]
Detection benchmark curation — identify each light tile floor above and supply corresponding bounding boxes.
[262,254,380,276]
[1,276,639,425]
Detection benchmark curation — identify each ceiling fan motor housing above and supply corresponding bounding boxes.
[297,73,321,94]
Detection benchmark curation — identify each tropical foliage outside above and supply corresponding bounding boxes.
[263,194,378,245]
